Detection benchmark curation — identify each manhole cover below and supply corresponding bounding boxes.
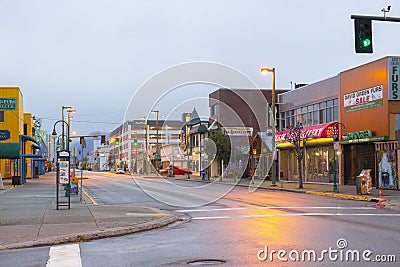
[188,259,226,265]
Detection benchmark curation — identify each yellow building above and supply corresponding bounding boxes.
[0,87,24,178]
[23,112,34,178]
[0,87,42,181]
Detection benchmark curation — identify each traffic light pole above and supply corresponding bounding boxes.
[351,15,400,22]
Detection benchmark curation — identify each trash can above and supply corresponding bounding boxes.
[201,169,206,181]
[12,176,21,186]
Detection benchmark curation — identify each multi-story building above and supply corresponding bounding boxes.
[109,119,183,173]
[208,88,288,178]
[277,77,340,184]
[0,87,45,182]
[277,56,400,190]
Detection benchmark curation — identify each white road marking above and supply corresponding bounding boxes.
[192,213,400,220]
[177,206,376,213]
[46,244,82,267]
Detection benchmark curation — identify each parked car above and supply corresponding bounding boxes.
[159,165,192,175]
[116,168,125,174]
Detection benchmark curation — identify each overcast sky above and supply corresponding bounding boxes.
[0,0,398,135]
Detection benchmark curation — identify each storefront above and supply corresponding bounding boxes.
[277,122,337,184]
[340,56,400,190]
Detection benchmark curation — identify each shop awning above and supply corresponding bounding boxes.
[276,122,336,148]
[0,142,20,159]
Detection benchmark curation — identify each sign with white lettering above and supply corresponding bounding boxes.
[343,85,383,113]
[0,98,16,110]
[389,57,400,100]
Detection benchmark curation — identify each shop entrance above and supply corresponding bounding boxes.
[343,143,375,186]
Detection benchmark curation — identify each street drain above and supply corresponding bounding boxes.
[188,259,226,265]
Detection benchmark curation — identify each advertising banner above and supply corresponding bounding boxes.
[343,85,383,113]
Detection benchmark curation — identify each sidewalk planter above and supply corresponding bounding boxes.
[12,176,21,186]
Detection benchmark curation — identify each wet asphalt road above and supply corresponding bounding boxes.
[1,173,399,266]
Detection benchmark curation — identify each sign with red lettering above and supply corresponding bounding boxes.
[344,85,383,113]
[276,123,336,143]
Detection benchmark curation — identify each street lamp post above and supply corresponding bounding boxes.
[52,120,70,151]
[61,106,71,150]
[151,110,160,172]
[261,67,277,186]
[333,122,347,193]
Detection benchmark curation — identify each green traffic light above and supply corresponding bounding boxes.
[362,38,371,47]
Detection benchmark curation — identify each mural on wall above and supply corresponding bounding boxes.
[376,151,397,189]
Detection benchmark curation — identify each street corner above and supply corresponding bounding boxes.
[376,199,400,211]
[306,190,383,202]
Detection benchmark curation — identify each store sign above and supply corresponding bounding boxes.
[223,127,253,136]
[276,122,336,143]
[344,85,383,113]
[0,130,10,141]
[348,130,372,140]
[389,57,400,100]
[0,98,17,110]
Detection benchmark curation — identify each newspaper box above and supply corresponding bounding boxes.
[356,169,372,195]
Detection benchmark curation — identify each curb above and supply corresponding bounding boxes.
[173,177,385,202]
[306,191,384,202]
[3,215,180,249]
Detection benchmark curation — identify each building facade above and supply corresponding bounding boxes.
[109,119,183,173]
[208,88,288,178]
[276,56,400,190]
[0,87,45,181]
[277,76,340,184]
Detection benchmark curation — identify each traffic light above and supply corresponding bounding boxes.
[115,138,120,145]
[133,139,138,147]
[354,18,373,53]
[101,135,106,144]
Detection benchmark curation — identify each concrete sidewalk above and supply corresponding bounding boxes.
[0,173,179,249]
[175,175,400,211]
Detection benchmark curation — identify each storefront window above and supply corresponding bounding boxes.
[305,146,335,183]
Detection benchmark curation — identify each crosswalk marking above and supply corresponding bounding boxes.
[177,206,376,213]
[46,244,82,267]
[192,213,400,220]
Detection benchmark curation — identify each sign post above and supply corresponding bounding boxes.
[56,150,71,209]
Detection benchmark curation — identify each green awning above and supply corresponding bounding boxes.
[0,142,20,159]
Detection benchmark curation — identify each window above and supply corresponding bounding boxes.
[211,104,218,116]
[0,111,4,122]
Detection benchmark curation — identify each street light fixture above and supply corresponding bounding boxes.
[261,67,277,187]
[51,120,70,151]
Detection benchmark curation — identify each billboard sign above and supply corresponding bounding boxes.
[343,85,383,113]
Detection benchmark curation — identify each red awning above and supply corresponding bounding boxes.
[276,122,336,143]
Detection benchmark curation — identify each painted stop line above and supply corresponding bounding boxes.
[46,244,82,267]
